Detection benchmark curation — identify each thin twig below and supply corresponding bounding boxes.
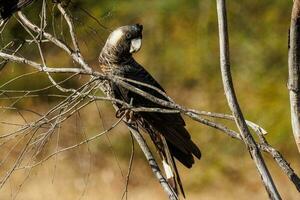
[121,133,135,200]
[16,117,124,170]
[0,4,298,198]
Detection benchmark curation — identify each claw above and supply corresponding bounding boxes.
[116,98,137,127]
[126,110,135,123]
[115,106,138,128]
[116,107,127,118]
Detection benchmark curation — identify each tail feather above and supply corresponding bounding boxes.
[137,118,200,197]
[165,126,201,159]
[155,124,201,160]
[161,136,185,198]
[0,19,4,27]
[168,142,195,168]
[162,160,178,194]
[144,123,183,197]
[171,155,186,198]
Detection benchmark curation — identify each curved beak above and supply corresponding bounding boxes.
[130,38,142,53]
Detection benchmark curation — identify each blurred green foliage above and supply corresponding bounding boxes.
[0,0,299,196]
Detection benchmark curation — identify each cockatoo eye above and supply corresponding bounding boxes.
[126,33,132,39]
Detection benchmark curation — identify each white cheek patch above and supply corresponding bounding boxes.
[130,38,142,53]
[108,29,123,46]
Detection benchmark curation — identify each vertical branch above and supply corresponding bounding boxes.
[216,0,281,199]
[288,0,300,153]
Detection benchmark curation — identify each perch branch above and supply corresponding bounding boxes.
[0,5,298,198]
[1,47,299,191]
[17,10,177,199]
[1,48,299,191]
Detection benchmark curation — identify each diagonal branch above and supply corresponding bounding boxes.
[15,10,178,199]
[127,125,178,200]
[1,47,299,192]
[216,0,281,199]
[0,4,298,198]
[17,11,92,73]
[57,3,91,72]
[0,52,86,74]
[2,45,299,192]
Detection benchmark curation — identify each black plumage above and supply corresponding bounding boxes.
[0,0,35,26]
[99,24,201,196]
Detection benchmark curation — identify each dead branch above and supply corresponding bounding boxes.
[0,1,299,199]
[16,116,124,170]
[127,125,178,200]
[216,0,281,199]
[288,0,300,153]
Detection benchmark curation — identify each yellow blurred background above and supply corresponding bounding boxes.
[0,0,299,199]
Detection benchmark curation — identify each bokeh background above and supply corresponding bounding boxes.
[0,0,299,199]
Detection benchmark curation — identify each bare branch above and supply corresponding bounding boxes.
[57,3,91,72]
[16,117,124,170]
[0,2,298,198]
[288,0,300,153]
[127,125,178,200]
[216,0,281,199]
[17,11,92,73]
[256,133,300,192]
[0,51,86,74]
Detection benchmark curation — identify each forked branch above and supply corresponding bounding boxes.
[0,2,299,199]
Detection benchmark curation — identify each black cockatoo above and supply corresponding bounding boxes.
[98,24,201,197]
